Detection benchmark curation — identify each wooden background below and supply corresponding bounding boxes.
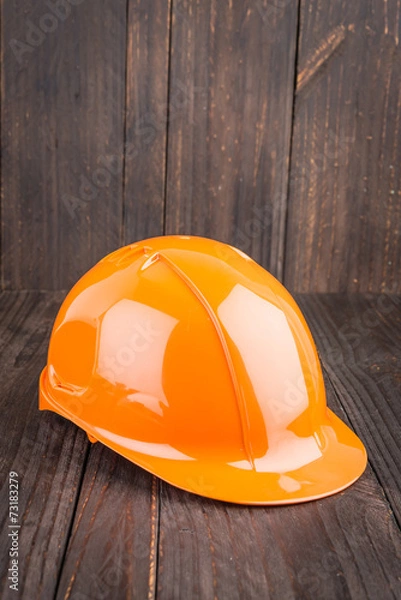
[1,0,400,292]
[1,3,401,598]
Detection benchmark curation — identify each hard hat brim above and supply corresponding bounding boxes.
[40,368,367,505]
[97,409,367,505]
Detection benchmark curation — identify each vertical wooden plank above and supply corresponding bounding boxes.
[164,0,299,277]
[123,0,172,244]
[0,5,2,292]
[285,1,401,292]
[1,0,127,289]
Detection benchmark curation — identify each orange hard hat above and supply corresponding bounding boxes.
[39,235,367,504]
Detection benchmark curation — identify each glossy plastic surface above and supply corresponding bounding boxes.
[39,236,367,504]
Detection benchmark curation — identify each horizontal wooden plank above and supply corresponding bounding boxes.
[297,293,401,527]
[0,291,89,599]
[55,447,157,600]
[156,344,401,599]
[2,291,400,599]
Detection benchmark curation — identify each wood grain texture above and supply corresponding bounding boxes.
[156,374,401,600]
[55,447,157,600]
[297,293,401,527]
[0,291,89,600]
[164,0,299,278]
[285,1,401,292]
[1,0,127,289]
[1,292,401,598]
[123,0,172,244]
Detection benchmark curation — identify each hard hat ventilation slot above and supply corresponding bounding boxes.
[49,366,86,395]
[104,245,153,267]
[141,252,161,271]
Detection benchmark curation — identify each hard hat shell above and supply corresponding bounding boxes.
[39,236,367,504]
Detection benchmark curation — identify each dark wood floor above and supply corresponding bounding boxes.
[0,291,400,599]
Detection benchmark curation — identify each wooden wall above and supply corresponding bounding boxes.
[1,0,400,291]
